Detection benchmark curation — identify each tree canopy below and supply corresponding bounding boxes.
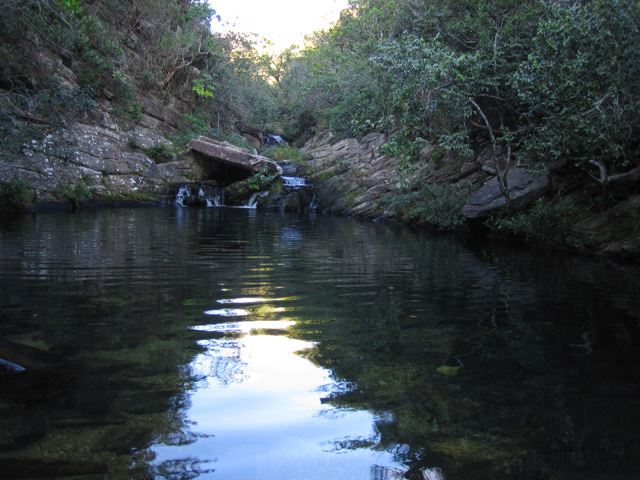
[277,0,640,188]
[1,0,639,189]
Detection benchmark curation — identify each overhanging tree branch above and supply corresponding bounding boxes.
[588,159,640,187]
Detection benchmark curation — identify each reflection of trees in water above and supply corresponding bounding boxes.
[147,458,213,480]
[2,208,639,479]
[293,232,640,479]
[189,338,246,387]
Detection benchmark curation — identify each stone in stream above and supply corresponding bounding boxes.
[0,410,47,451]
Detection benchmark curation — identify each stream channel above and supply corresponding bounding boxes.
[1,207,639,479]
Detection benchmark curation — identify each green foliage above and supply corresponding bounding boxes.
[485,200,595,250]
[0,178,36,206]
[369,34,469,139]
[0,81,93,162]
[53,180,93,205]
[111,82,144,123]
[127,136,141,149]
[262,145,312,164]
[343,187,361,207]
[515,0,640,177]
[276,0,640,198]
[58,0,82,13]
[246,169,276,192]
[2,0,637,227]
[36,84,97,124]
[268,179,284,195]
[192,72,216,98]
[143,143,175,163]
[227,169,276,195]
[379,181,473,230]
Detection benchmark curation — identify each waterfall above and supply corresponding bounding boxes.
[282,176,308,189]
[174,184,223,207]
[265,134,286,146]
[308,193,318,210]
[173,176,313,210]
[173,184,267,209]
[245,191,268,209]
[174,185,190,207]
[205,186,224,207]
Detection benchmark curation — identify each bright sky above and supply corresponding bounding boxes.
[209,0,350,51]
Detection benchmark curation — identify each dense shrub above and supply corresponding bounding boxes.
[379,181,473,230]
[485,200,595,250]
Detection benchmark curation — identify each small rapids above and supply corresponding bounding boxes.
[174,184,224,207]
[281,176,308,189]
[174,176,312,209]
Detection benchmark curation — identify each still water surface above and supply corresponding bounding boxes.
[0,207,639,479]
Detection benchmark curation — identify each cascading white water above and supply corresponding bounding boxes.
[282,176,308,189]
[174,176,312,209]
[245,191,268,209]
[265,133,285,146]
[174,184,224,207]
[174,185,191,207]
[308,193,318,210]
[205,186,224,207]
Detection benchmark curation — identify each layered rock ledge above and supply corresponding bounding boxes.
[187,136,281,177]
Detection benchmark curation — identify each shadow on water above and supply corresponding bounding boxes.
[0,207,638,479]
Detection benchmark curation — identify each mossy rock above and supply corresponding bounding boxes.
[436,365,461,376]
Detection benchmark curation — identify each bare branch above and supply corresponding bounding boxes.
[588,159,609,185]
[589,159,640,187]
[469,96,513,203]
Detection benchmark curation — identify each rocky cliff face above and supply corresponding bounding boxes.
[300,130,640,260]
[0,48,207,210]
[302,131,437,218]
[1,41,637,259]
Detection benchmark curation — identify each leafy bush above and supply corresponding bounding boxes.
[53,181,93,205]
[227,169,276,195]
[268,179,284,195]
[0,82,93,162]
[246,169,276,191]
[262,145,312,163]
[515,1,640,180]
[144,143,175,163]
[127,136,141,149]
[0,178,36,206]
[379,181,473,230]
[485,200,594,250]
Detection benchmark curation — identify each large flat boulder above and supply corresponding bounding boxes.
[462,168,551,219]
[187,136,280,175]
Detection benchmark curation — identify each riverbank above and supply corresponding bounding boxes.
[291,131,640,263]
[3,129,639,264]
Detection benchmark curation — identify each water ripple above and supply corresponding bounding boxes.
[203,308,250,316]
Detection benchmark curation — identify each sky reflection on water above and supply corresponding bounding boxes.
[1,207,638,480]
[152,311,402,480]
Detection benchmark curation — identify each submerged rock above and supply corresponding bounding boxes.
[0,358,25,375]
[0,410,47,451]
[436,365,461,376]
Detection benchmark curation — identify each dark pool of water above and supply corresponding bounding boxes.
[0,207,639,479]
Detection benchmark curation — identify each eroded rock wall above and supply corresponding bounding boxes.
[0,42,207,210]
[301,130,639,260]
[301,131,487,219]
